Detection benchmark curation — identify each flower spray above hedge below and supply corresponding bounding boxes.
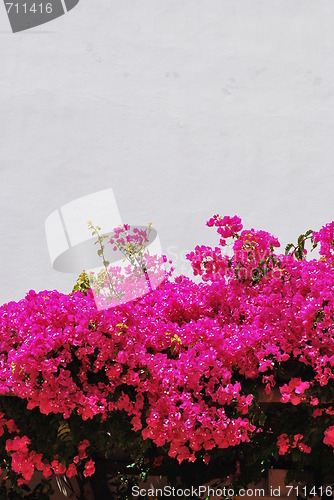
[1,216,334,497]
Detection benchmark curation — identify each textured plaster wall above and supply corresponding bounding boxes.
[1,1,334,305]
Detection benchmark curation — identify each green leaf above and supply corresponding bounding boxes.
[259,412,267,426]
[285,243,294,255]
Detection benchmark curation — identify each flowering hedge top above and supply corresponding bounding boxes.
[1,215,334,492]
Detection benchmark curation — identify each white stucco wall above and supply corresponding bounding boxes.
[1,1,334,305]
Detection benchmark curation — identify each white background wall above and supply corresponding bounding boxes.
[1,0,334,305]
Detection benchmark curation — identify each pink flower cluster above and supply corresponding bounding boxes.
[89,223,172,310]
[277,433,311,455]
[279,378,310,405]
[1,417,94,486]
[1,214,334,481]
[324,426,334,448]
[313,221,334,264]
[206,215,243,246]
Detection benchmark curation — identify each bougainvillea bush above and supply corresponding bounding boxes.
[2,216,334,498]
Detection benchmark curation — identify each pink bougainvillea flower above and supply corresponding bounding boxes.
[83,459,95,478]
[277,434,290,455]
[66,463,78,478]
[324,426,334,448]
